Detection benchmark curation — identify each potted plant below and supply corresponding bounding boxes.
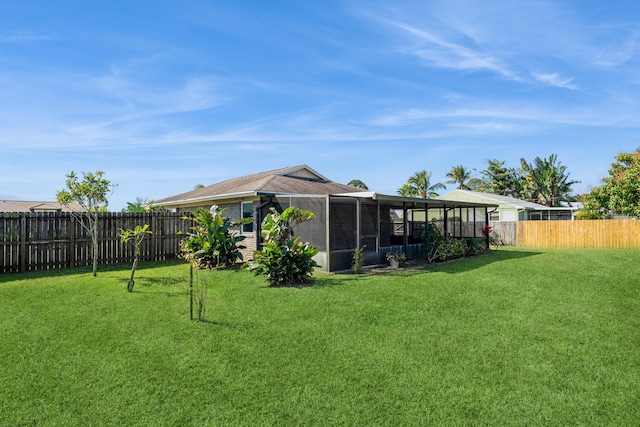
[385,252,406,269]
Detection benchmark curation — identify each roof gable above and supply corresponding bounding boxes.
[277,165,329,182]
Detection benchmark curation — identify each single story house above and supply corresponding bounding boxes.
[0,200,84,213]
[437,190,579,221]
[157,165,496,271]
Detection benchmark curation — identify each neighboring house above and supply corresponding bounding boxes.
[157,165,495,271]
[0,200,84,213]
[437,190,579,221]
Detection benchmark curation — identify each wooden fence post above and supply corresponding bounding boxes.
[20,215,26,273]
[69,217,76,268]
[151,214,157,261]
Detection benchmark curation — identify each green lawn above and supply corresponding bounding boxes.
[1,247,639,426]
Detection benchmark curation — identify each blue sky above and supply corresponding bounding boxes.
[2,1,639,210]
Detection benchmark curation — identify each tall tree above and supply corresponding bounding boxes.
[347,179,369,190]
[520,154,579,206]
[583,148,640,218]
[445,165,479,190]
[398,170,446,198]
[56,170,116,276]
[397,183,415,197]
[479,159,523,197]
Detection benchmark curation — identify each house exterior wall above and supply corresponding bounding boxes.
[501,208,518,221]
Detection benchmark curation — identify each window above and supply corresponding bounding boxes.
[242,201,254,233]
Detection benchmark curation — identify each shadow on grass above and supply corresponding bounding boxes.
[314,249,543,286]
[133,276,186,287]
[117,275,188,297]
[423,248,543,274]
[0,259,185,283]
[189,318,253,330]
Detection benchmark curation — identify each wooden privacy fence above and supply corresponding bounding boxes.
[489,221,516,246]
[517,220,640,249]
[1,212,191,274]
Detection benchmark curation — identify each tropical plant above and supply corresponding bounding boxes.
[179,205,251,269]
[481,223,502,249]
[122,197,163,212]
[445,165,481,190]
[56,170,116,276]
[120,224,152,292]
[352,245,367,274]
[520,154,579,206]
[398,170,446,198]
[582,148,640,218]
[245,206,319,286]
[347,179,369,190]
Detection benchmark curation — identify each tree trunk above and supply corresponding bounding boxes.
[92,241,98,277]
[127,257,138,292]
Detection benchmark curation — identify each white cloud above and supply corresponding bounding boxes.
[533,73,579,90]
[593,28,640,68]
[389,21,523,82]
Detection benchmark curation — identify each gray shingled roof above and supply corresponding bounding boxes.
[157,165,364,205]
[0,200,85,213]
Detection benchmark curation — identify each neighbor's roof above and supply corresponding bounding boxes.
[438,190,577,210]
[0,200,85,213]
[156,165,366,206]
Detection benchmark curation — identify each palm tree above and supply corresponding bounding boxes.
[398,170,446,198]
[347,179,369,190]
[397,183,415,197]
[445,165,477,190]
[520,154,580,206]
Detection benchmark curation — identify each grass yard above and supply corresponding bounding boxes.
[1,247,639,426]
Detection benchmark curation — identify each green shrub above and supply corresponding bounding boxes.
[353,245,366,274]
[180,205,251,269]
[435,239,466,262]
[245,206,319,287]
[420,220,444,263]
[464,238,488,257]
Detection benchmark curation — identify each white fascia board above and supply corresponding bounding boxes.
[159,191,261,207]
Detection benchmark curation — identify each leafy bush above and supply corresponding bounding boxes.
[353,245,366,274]
[464,238,487,257]
[180,205,251,269]
[245,206,319,286]
[420,220,444,263]
[435,239,466,262]
[421,220,490,264]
